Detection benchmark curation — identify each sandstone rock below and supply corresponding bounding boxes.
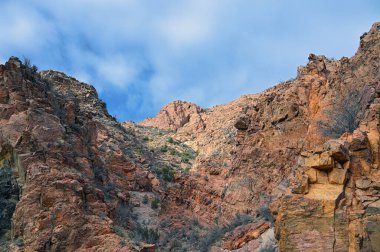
[304,152,334,170]
[140,243,155,252]
[356,178,372,189]
[221,221,270,250]
[234,115,250,130]
[292,175,309,194]
[316,169,329,184]
[328,167,347,185]
[305,167,317,183]
[324,139,349,162]
[0,21,379,252]
[139,100,205,132]
[350,130,369,151]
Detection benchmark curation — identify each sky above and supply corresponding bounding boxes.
[0,0,379,122]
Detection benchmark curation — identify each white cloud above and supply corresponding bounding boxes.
[0,0,378,121]
[96,56,139,89]
[156,1,219,50]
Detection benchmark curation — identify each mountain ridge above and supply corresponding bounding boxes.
[0,22,379,251]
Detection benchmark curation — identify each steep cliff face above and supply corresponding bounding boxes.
[136,22,380,251]
[0,59,161,251]
[0,22,379,252]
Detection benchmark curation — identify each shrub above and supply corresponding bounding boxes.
[199,227,223,252]
[257,206,275,224]
[190,218,200,227]
[119,240,127,247]
[151,198,160,209]
[135,226,160,244]
[167,137,174,143]
[93,166,106,183]
[112,225,126,237]
[142,195,149,204]
[169,148,177,156]
[23,57,38,73]
[143,136,149,141]
[159,219,170,228]
[180,149,195,163]
[160,145,168,153]
[318,87,372,137]
[115,202,134,226]
[199,214,253,252]
[161,166,175,182]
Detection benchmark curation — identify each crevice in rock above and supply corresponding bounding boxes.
[333,206,336,252]
[0,146,22,249]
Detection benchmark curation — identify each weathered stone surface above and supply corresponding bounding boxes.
[328,167,348,185]
[292,175,309,194]
[356,178,372,189]
[324,139,349,162]
[221,221,270,250]
[0,22,379,252]
[316,169,329,184]
[304,152,334,170]
[234,115,250,130]
[276,195,348,252]
[305,167,317,183]
[139,100,205,133]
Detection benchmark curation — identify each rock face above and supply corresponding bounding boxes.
[135,22,380,251]
[140,100,205,133]
[0,58,153,251]
[1,22,380,252]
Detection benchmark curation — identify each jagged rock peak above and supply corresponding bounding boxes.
[139,100,205,132]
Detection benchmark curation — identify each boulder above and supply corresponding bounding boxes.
[316,169,329,184]
[350,130,369,151]
[305,168,317,183]
[304,152,334,170]
[328,168,348,185]
[234,115,250,130]
[221,221,270,250]
[292,175,309,194]
[324,139,349,162]
[356,179,372,189]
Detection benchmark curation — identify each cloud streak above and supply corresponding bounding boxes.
[0,0,379,121]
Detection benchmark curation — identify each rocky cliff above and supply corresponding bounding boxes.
[137,22,380,251]
[0,22,379,252]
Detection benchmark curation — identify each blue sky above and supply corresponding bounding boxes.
[0,0,379,122]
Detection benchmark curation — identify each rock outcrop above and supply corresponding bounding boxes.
[140,100,205,133]
[0,58,155,251]
[1,22,380,252]
[135,22,380,251]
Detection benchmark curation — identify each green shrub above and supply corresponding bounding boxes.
[169,149,177,155]
[131,224,160,244]
[162,166,175,182]
[119,240,127,247]
[199,214,253,252]
[168,137,174,143]
[112,225,126,237]
[151,198,160,209]
[143,136,149,141]
[160,145,168,153]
